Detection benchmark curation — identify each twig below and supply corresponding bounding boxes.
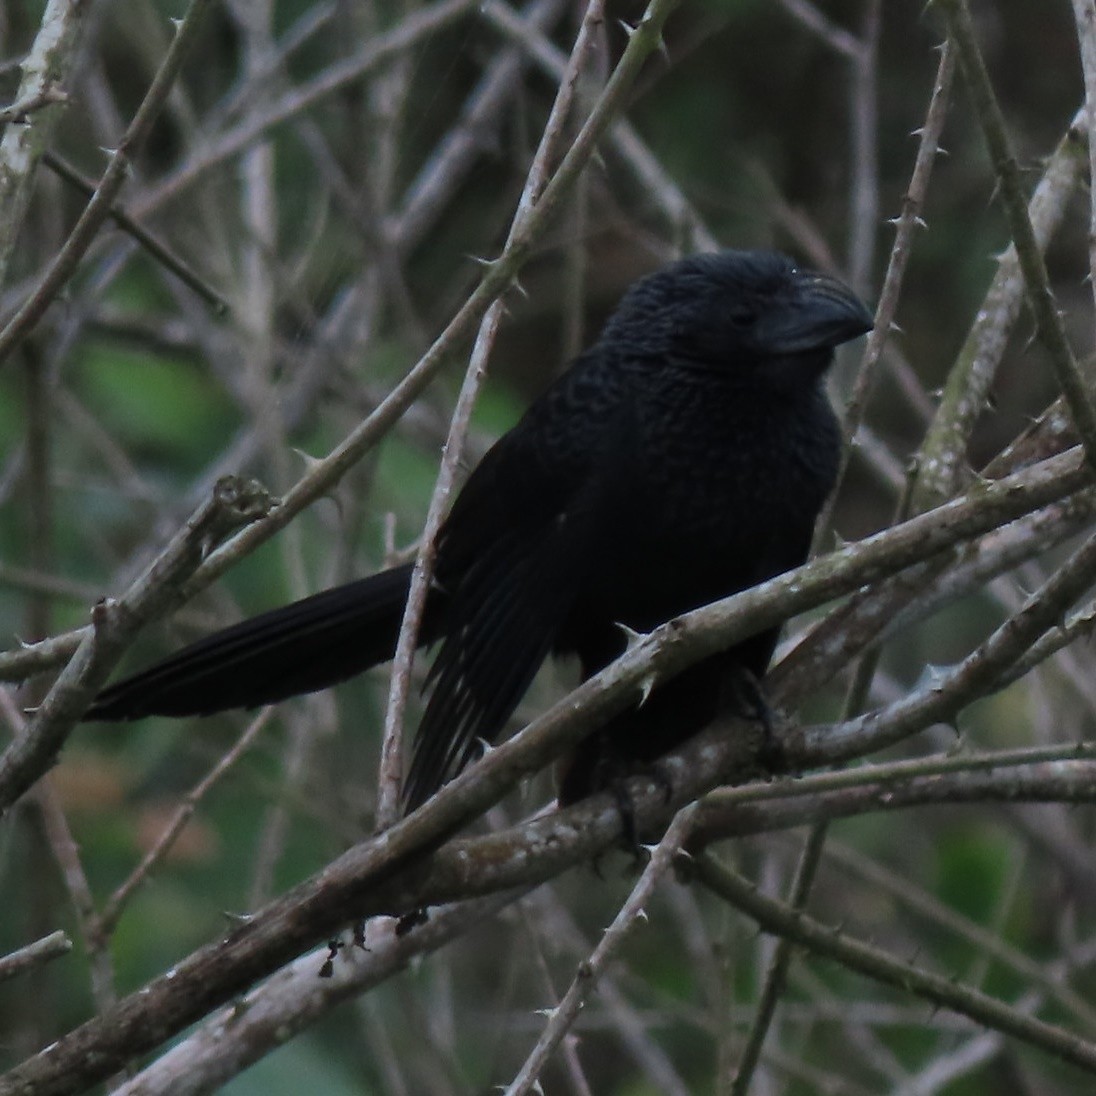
[0,83,68,124]
[0,930,72,985]
[131,0,483,219]
[0,692,116,1011]
[481,0,718,250]
[1071,0,1096,346]
[779,407,1093,706]
[774,0,860,58]
[697,753,1096,836]
[815,37,954,548]
[733,31,939,1034]
[0,426,1088,729]
[698,741,1096,816]
[0,476,273,812]
[505,804,698,1096]
[939,0,1096,469]
[522,884,692,1096]
[0,0,682,702]
[33,776,118,1008]
[96,708,276,938]
[728,821,829,1094]
[889,1015,1031,1096]
[42,152,228,313]
[693,854,1096,1078]
[141,0,676,632]
[846,0,881,297]
[391,0,572,255]
[0,0,87,287]
[0,0,217,365]
[513,898,596,1096]
[8,710,1096,1096]
[376,0,610,827]
[0,561,102,603]
[877,492,1096,663]
[110,891,529,1096]
[817,837,1096,1032]
[912,108,1089,511]
[804,521,1096,764]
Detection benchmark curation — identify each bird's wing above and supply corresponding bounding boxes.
[402,375,636,810]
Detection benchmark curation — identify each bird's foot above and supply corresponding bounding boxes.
[729,668,786,775]
[610,761,674,862]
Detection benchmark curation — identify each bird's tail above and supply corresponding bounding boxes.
[85,562,439,721]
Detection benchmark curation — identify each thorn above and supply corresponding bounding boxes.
[617,18,637,37]
[615,622,649,652]
[170,16,184,31]
[511,277,528,300]
[634,907,649,922]
[291,446,325,473]
[475,737,497,757]
[888,319,904,334]
[918,662,951,691]
[637,672,656,706]
[935,145,950,157]
[913,216,928,230]
[534,1006,559,1019]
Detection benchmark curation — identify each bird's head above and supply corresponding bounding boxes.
[600,249,873,379]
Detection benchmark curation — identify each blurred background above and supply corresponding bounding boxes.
[1,0,1094,1093]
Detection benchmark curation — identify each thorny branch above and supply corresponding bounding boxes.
[3,3,1096,1094]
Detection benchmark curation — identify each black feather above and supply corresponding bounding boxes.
[85,249,872,813]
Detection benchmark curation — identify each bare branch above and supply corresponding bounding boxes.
[940,0,1096,469]
[0,930,72,986]
[0,0,217,363]
[0,0,87,286]
[694,854,1096,1078]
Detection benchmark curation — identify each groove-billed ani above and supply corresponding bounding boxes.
[86,250,872,811]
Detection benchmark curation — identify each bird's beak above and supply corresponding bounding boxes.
[755,270,874,354]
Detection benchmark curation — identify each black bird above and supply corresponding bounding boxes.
[86,250,872,811]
